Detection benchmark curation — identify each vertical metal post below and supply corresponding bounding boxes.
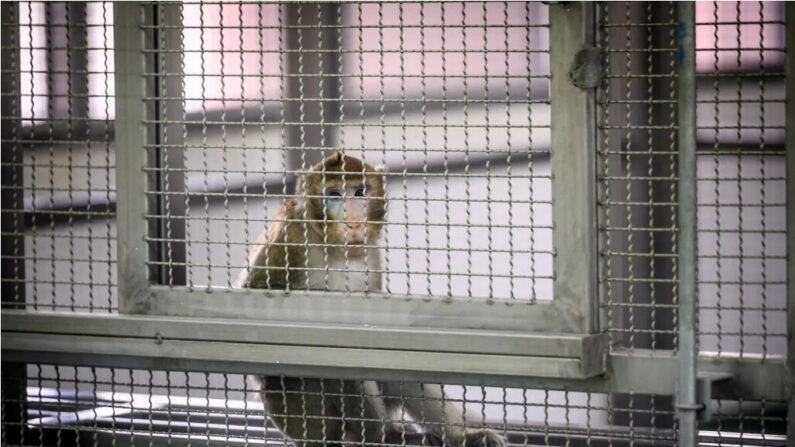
[1,0,23,307]
[549,2,599,333]
[1,4,27,444]
[785,2,795,442]
[675,3,698,446]
[115,3,152,313]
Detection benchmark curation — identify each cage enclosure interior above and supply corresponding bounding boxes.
[1,2,791,446]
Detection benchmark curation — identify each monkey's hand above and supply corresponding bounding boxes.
[462,429,505,447]
[422,429,505,447]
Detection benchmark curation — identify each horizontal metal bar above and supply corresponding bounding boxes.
[2,334,597,383]
[1,311,599,359]
[140,120,544,128]
[2,311,606,380]
[135,23,552,30]
[1,312,786,399]
[144,286,578,333]
[137,48,551,54]
[609,351,789,400]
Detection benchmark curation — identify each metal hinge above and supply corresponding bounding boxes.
[568,46,602,89]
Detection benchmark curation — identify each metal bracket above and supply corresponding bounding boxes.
[695,371,733,422]
[568,46,602,89]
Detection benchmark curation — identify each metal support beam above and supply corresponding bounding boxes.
[1,311,607,380]
[549,2,599,333]
[785,2,795,442]
[1,5,27,444]
[675,4,699,447]
[114,2,152,313]
[1,0,23,308]
[147,286,577,333]
[2,311,788,401]
[610,350,788,401]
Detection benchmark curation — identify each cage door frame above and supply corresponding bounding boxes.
[114,2,606,378]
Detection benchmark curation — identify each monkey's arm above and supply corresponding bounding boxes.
[381,383,464,444]
[239,201,350,447]
[381,383,505,447]
[235,202,298,290]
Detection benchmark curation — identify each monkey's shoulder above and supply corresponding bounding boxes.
[265,199,303,241]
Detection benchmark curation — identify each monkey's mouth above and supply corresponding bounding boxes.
[345,240,366,257]
[345,233,366,246]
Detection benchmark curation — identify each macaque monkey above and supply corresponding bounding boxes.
[241,151,385,292]
[237,152,504,447]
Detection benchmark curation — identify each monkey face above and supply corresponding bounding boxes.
[302,152,386,255]
[323,181,374,247]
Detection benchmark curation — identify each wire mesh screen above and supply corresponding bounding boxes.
[142,2,553,302]
[701,397,789,446]
[1,362,681,447]
[597,3,789,444]
[1,2,792,447]
[700,397,789,446]
[694,1,788,360]
[598,2,679,352]
[598,1,789,359]
[0,2,117,313]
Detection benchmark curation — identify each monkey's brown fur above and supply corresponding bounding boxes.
[242,153,390,446]
[245,151,385,290]
[241,152,503,447]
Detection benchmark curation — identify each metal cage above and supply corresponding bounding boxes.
[1,2,791,446]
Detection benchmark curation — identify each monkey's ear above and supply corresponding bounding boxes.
[374,164,386,173]
[324,151,343,168]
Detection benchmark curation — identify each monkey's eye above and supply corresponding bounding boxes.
[354,186,365,197]
[325,188,342,199]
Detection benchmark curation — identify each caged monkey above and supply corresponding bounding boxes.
[236,152,505,447]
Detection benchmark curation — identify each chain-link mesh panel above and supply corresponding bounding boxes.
[599,2,679,352]
[598,0,789,359]
[694,1,787,360]
[0,2,117,313]
[0,2,791,447]
[598,2,789,442]
[142,2,553,302]
[700,398,789,446]
[1,362,681,447]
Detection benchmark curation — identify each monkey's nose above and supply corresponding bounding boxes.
[346,223,363,231]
